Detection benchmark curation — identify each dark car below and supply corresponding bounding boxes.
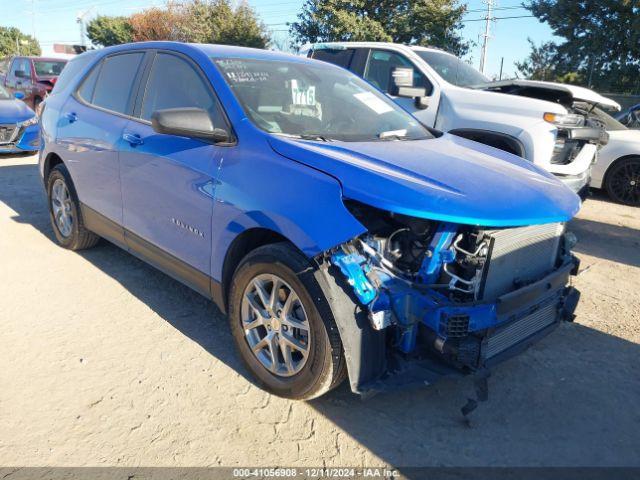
[616,103,640,128]
[0,56,67,110]
[39,42,581,401]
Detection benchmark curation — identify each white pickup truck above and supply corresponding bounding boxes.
[305,42,619,193]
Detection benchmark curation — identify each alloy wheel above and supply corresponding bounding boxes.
[51,178,73,237]
[608,159,640,206]
[240,273,311,377]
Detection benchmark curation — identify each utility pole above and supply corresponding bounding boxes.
[77,6,96,48]
[479,0,494,75]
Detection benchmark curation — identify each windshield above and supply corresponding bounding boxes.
[415,50,489,87]
[214,57,431,142]
[34,60,66,77]
[0,84,10,100]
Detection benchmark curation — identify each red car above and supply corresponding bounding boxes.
[0,56,67,110]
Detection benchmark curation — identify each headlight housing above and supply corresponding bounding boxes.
[18,116,39,128]
[543,112,585,127]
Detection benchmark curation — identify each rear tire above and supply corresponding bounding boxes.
[228,243,347,400]
[605,157,640,206]
[47,164,100,250]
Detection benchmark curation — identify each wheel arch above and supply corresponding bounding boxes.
[448,128,526,157]
[216,227,296,314]
[43,152,65,181]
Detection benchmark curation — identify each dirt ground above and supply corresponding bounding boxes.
[1,153,639,468]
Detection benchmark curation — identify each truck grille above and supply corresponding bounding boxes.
[0,124,18,144]
[479,223,563,301]
[485,300,558,359]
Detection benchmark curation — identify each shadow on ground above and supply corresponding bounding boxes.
[2,161,639,469]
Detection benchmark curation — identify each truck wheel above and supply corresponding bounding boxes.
[605,157,640,206]
[228,243,347,400]
[47,164,100,250]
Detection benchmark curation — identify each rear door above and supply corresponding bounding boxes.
[119,50,230,294]
[56,51,146,235]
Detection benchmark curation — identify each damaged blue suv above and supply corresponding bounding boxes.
[39,42,581,401]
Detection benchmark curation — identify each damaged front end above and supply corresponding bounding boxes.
[326,200,580,396]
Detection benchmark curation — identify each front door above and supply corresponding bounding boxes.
[120,51,229,294]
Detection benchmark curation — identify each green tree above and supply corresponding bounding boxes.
[526,0,640,93]
[515,38,559,81]
[290,0,470,56]
[0,27,40,57]
[179,0,270,48]
[86,15,134,47]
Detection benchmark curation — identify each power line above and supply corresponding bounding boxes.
[463,14,535,22]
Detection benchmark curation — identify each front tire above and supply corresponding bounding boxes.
[605,157,640,206]
[47,164,100,250]
[228,243,346,400]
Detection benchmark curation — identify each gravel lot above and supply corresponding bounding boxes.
[1,153,639,468]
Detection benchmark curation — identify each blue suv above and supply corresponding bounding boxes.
[39,42,581,401]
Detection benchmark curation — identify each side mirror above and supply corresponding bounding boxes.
[151,108,229,143]
[14,91,25,100]
[15,70,28,79]
[390,67,428,107]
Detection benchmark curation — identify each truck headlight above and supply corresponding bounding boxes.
[544,112,584,127]
[18,116,39,128]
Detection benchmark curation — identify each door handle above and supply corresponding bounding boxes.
[122,132,144,146]
[65,112,77,123]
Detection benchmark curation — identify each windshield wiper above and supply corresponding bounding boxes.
[298,134,333,142]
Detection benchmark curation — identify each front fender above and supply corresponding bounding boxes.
[210,138,366,283]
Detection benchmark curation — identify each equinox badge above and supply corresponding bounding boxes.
[170,217,205,238]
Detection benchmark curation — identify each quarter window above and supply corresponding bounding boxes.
[140,53,224,127]
[90,53,144,115]
[364,50,432,95]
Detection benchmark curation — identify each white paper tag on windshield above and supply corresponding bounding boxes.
[291,80,316,106]
[354,92,394,114]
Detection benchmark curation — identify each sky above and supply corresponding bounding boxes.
[1,0,558,78]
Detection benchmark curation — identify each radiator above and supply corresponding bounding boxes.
[485,300,558,358]
[479,223,564,301]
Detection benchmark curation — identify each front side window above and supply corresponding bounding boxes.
[215,57,431,142]
[34,60,67,77]
[90,53,144,115]
[415,50,489,87]
[11,59,30,78]
[140,53,224,127]
[364,50,431,94]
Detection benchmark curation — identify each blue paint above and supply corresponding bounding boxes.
[331,251,377,305]
[419,223,457,283]
[0,93,39,153]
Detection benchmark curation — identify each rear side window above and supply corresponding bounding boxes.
[140,53,225,127]
[311,48,355,69]
[51,52,97,95]
[90,53,144,115]
[77,63,102,103]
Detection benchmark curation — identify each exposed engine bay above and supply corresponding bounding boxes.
[328,200,580,391]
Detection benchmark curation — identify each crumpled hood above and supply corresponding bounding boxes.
[477,79,621,111]
[268,133,581,227]
[0,99,35,124]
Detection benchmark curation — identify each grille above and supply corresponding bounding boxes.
[442,314,470,338]
[480,223,563,301]
[0,124,18,144]
[485,300,558,359]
